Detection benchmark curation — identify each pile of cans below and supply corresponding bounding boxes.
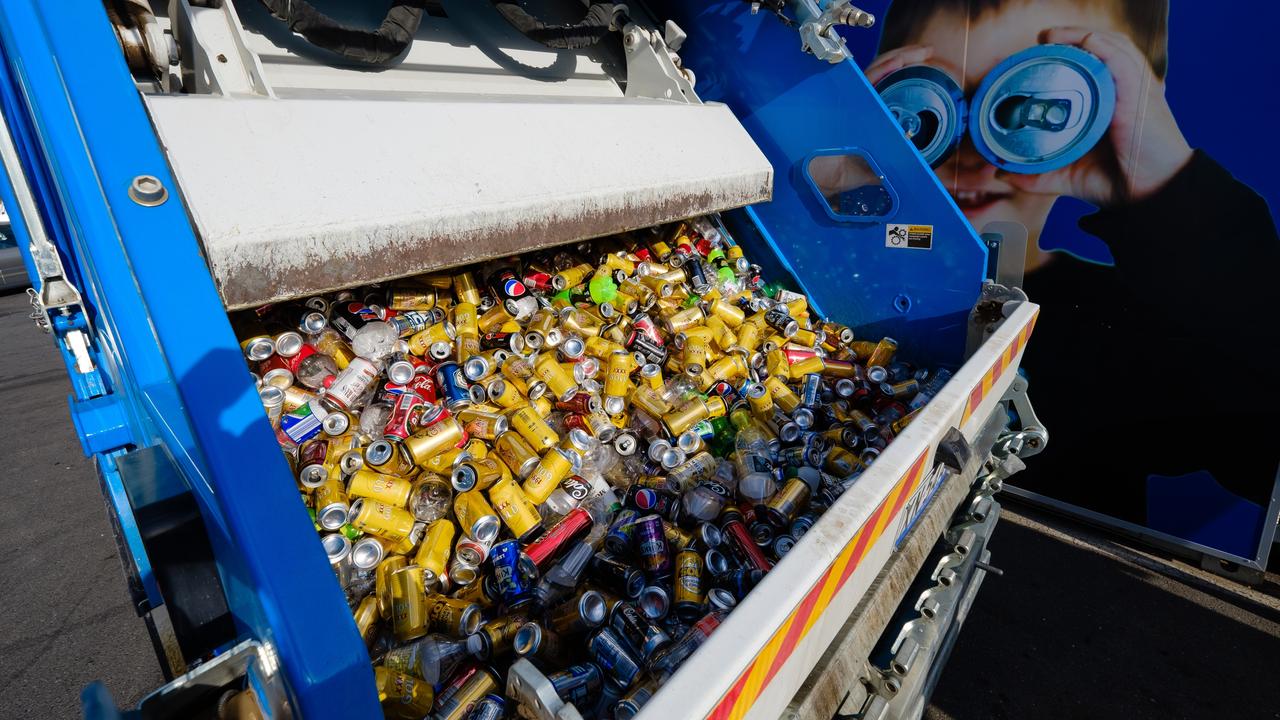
[234,215,949,719]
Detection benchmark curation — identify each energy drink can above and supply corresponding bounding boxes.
[491,539,536,606]
[633,514,671,578]
[673,550,705,621]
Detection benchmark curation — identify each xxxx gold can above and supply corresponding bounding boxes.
[733,320,761,353]
[478,304,514,333]
[454,490,501,544]
[500,354,544,399]
[375,666,435,720]
[486,378,525,409]
[764,376,802,413]
[628,385,669,419]
[866,337,899,369]
[413,519,455,581]
[351,499,417,543]
[425,595,482,636]
[390,565,429,641]
[450,456,507,493]
[387,284,437,311]
[404,417,465,468]
[825,446,866,478]
[377,555,408,619]
[522,447,578,505]
[456,407,508,441]
[531,393,554,418]
[313,475,350,531]
[533,353,578,402]
[745,381,774,418]
[673,549,705,621]
[763,477,810,528]
[453,272,481,305]
[494,430,541,479]
[489,476,544,541]
[406,322,456,356]
[508,405,559,451]
[353,595,380,647]
[789,355,825,377]
[348,469,413,507]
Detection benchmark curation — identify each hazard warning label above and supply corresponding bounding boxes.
[886,224,933,250]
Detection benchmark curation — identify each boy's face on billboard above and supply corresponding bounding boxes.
[911,0,1124,241]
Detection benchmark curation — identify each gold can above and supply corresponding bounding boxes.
[673,549,705,616]
[789,355,825,377]
[376,555,408,619]
[664,521,695,550]
[453,272,481,305]
[705,354,749,385]
[435,666,499,720]
[707,298,745,327]
[313,475,350,530]
[406,321,456,356]
[403,417,465,467]
[585,335,626,360]
[521,447,577,504]
[351,499,417,543]
[825,446,866,478]
[682,331,711,374]
[765,349,791,380]
[532,353,577,402]
[390,565,429,641]
[494,430,541,479]
[531,393,554,418]
[792,327,817,347]
[602,252,636,275]
[866,337,899,368]
[364,440,416,477]
[425,595,482,636]
[664,306,705,334]
[486,377,525,409]
[375,666,436,720]
[763,477,810,526]
[456,407,507,441]
[604,352,634,399]
[312,330,356,370]
[413,519,455,580]
[451,456,507,492]
[353,595,380,646]
[553,262,594,291]
[663,398,710,436]
[734,320,761,353]
[421,445,465,476]
[820,359,858,379]
[454,490,501,543]
[745,381,774,418]
[348,469,413,507]
[477,304,514,333]
[387,284,437,311]
[892,407,924,434]
[508,405,559,451]
[489,476,543,541]
[471,613,528,658]
[765,376,802,413]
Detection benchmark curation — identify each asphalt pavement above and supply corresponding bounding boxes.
[1,287,1277,719]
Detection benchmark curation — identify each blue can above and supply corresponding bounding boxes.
[588,627,642,687]
[800,373,821,407]
[464,693,506,720]
[434,361,472,410]
[605,509,639,556]
[547,662,603,707]
[490,540,534,606]
[876,65,967,168]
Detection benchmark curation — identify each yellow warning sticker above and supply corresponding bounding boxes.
[886,224,933,250]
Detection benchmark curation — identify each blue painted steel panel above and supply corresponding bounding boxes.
[0,1,377,715]
[649,2,988,366]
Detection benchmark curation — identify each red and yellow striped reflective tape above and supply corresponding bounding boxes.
[707,447,932,720]
[960,309,1039,427]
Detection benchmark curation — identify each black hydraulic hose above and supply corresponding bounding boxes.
[257,0,425,65]
[490,2,626,50]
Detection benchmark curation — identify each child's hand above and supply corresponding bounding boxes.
[997,27,1193,205]
[863,44,934,86]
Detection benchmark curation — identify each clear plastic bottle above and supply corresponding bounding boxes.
[351,320,400,362]
[382,634,468,684]
[295,350,339,390]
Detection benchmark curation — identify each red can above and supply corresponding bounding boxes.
[525,507,593,569]
[384,391,427,440]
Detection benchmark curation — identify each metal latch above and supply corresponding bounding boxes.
[994,374,1047,459]
[0,95,96,375]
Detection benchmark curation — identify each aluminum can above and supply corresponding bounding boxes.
[488,476,543,542]
[633,514,671,578]
[673,549,705,621]
[609,601,671,660]
[587,627,641,687]
[425,595,482,636]
[524,507,594,569]
[454,490,501,544]
[589,553,645,599]
[374,666,435,719]
[403,416,464,467]
[604,509,639,556]
[348,469,413,507]
[493,430,540,479]
[522,447,578,504]
[451,456,506,493]
[390,565,429,641]
[413,519,455,581]
[508,405,559,451]
[350,498,416,543]
[435,362,472,410]
[547,662,604,708]
[491,539,536,606]
[434,665,498,720]
[547,589,608,636]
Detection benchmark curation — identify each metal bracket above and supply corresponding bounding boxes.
[964,280,1029,360]
[622,21,699,103]
[994,374,1047,459]
[0,97,97,374]
[793,0,875,64]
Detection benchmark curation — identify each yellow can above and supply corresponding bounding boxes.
[603,253,636,275]
[406,321,455,356]
[488,430,538,479]
[508,405,559,451]
[605,352,634,398]
[765,376,802,414]
[531,393,554,418]
[375,666,436,720]
[825,447,866,478]
[376,555,408,619]
[413,519,455,580]
[451,456,507,492]
[745,381,774,418]
[628,384,670,419]
[553,262,594,291]
[522,447,578,504]
[390,565,428,641]
[792,327,818,347]
[486,377,525,409]
[351,499,417,543]
[403,417,464,467]
[789,355,825,377]
[663,398,711,436]
[707,298,745,327]
[387,284,437,311]
[348,469,413,507]
[533,353,578,402]
[664,306,705,334]
[353,595,380,646]
[453,271,481,305]
[478,304,514,333]
[426,595,483,636]
[867,336,899,368]
[681,331,711,374]
[705,354,749,386]
[435,667,499,720]
[488,476,543,541]
[421,445,464,476]
[734,320,761,353]
[499,355,537,395]
[585,335,627,359]
[454,490,501,543]
[456,407,507,441]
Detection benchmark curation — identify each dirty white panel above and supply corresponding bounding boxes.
[146,95,773,309]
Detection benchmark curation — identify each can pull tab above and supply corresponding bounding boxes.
[994,95,1072,132]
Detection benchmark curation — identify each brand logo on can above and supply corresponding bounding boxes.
[632,488,658,510]
[504,278,526,298]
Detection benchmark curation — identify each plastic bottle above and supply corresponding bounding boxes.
[294,350,339,390]
[382,634,469,685]
[352,320,400,362]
